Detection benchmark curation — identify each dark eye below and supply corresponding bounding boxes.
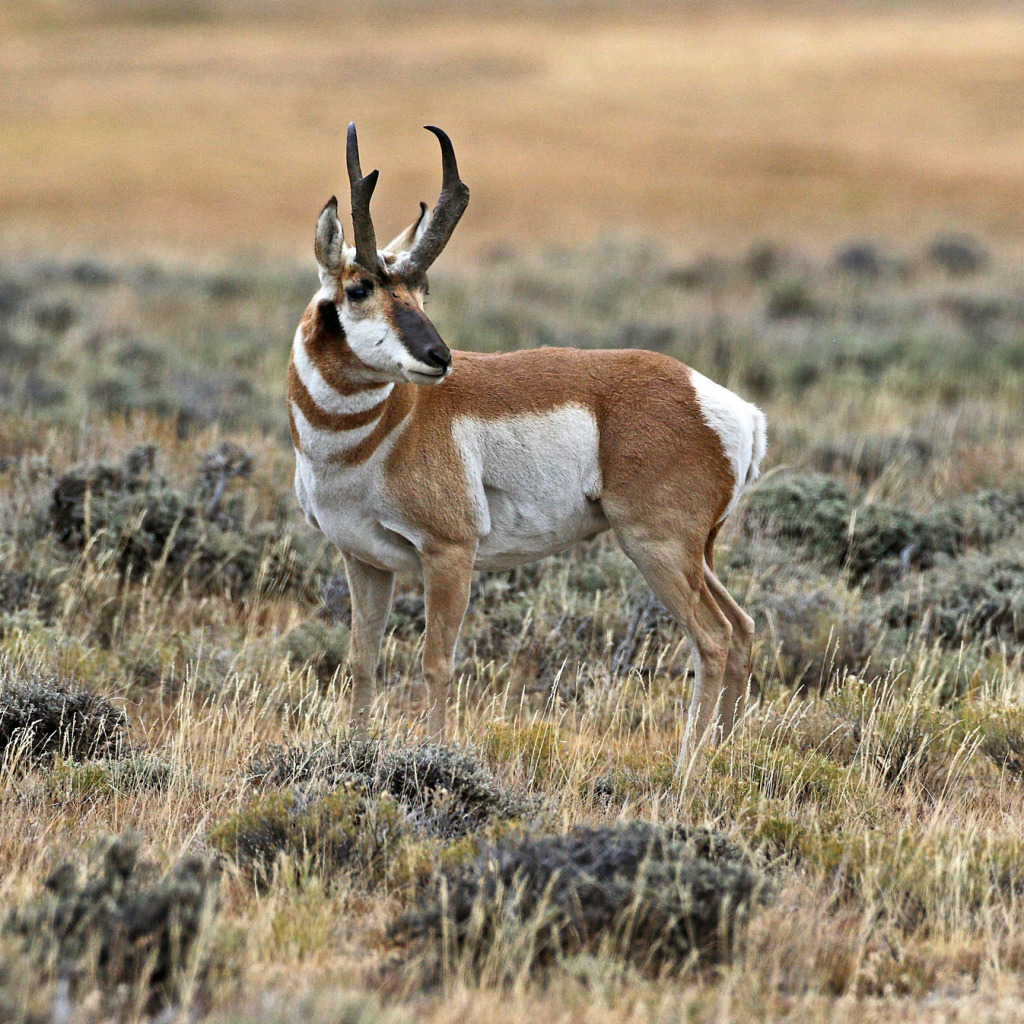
[345,282,372,303]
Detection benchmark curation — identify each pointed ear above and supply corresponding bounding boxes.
[314,197,345,275]
[384,202,430,256]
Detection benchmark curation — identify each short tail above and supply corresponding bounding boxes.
[717,403,767,524]
[745,407,768,488]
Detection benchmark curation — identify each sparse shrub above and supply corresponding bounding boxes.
[3,832,217,1008]
[885,551,1024,650]
[210,787,409,887]
[767,279,817,320]
[49,446,329,598]
[927,234,988,276]
[0,676,126,765]
[394,823,772,981]
[745,473,1024,584]
[281,621,350,683]
[248,734,537,839]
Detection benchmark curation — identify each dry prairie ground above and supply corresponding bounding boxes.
[5,1,1024,257]
[0,238,1023,1022]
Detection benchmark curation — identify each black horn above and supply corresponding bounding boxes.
[400,125,470,277]
[346,122,382,276]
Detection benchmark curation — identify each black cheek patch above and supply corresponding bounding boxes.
[317,300,343,336]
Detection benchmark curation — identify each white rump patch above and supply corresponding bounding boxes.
[689,369,768,522]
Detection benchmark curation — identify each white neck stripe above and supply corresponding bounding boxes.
[293,326,394,416]
[290,399,380,459]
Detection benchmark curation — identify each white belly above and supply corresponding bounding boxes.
[454,405,609,571]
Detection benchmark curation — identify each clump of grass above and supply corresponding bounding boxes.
[3,832,217,1010]
[708,738,850,805]
[210,787,408,888]
[794,828,1024,937]
[0,675,126,765]
[50,750,177,797]
[960,701,1024,779]
[393,823,772,983]
[249,734,538,840]
[767,279,818,320]
[810,432,934,486]
[480,721,564,788]
[824,679,964,794]
[746,581,886,691]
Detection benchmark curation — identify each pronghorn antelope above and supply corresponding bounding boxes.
[288,123,767,767]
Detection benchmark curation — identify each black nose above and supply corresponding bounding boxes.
[423,342,451,372]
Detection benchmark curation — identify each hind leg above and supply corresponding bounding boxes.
[613,529,733,771]
[703,565,754,735]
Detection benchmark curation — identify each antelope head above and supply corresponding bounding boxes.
[313,123,470,386]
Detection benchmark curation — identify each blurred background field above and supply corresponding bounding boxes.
[6,0,1024,257]
[3,2,1024,1023]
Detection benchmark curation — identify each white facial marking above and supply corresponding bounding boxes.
[689,369,768,522]
[452,405,607,569]
[338,304,447,384]
[292,326,393,415]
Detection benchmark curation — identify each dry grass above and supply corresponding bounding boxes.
[5,1,1024,258]
[0,238,1022,1020]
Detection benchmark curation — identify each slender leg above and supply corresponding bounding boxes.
[613,531,732,772]
[704,564,755,735]
[343,554,395,730]
[420,543,476,740]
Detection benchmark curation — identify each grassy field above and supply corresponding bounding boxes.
[0,232,1023,1021]
[5,1,1024,256]
[3,2,1024,1021]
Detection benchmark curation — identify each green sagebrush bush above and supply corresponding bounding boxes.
[48,444,329,598]
[210,787,409,888]
[393,822,772,982]
[280,620,351,683]
[885,551,1024,650]
[744,472,1024,584]
[247,734,538,840]
[3,833,217,1011]
[0,675,126,765]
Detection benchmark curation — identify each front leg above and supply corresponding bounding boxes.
[421,542,476,740]
[343,554,395,730]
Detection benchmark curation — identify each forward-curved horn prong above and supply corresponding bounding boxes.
[400,125,470,277]
[346,122,381,276]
